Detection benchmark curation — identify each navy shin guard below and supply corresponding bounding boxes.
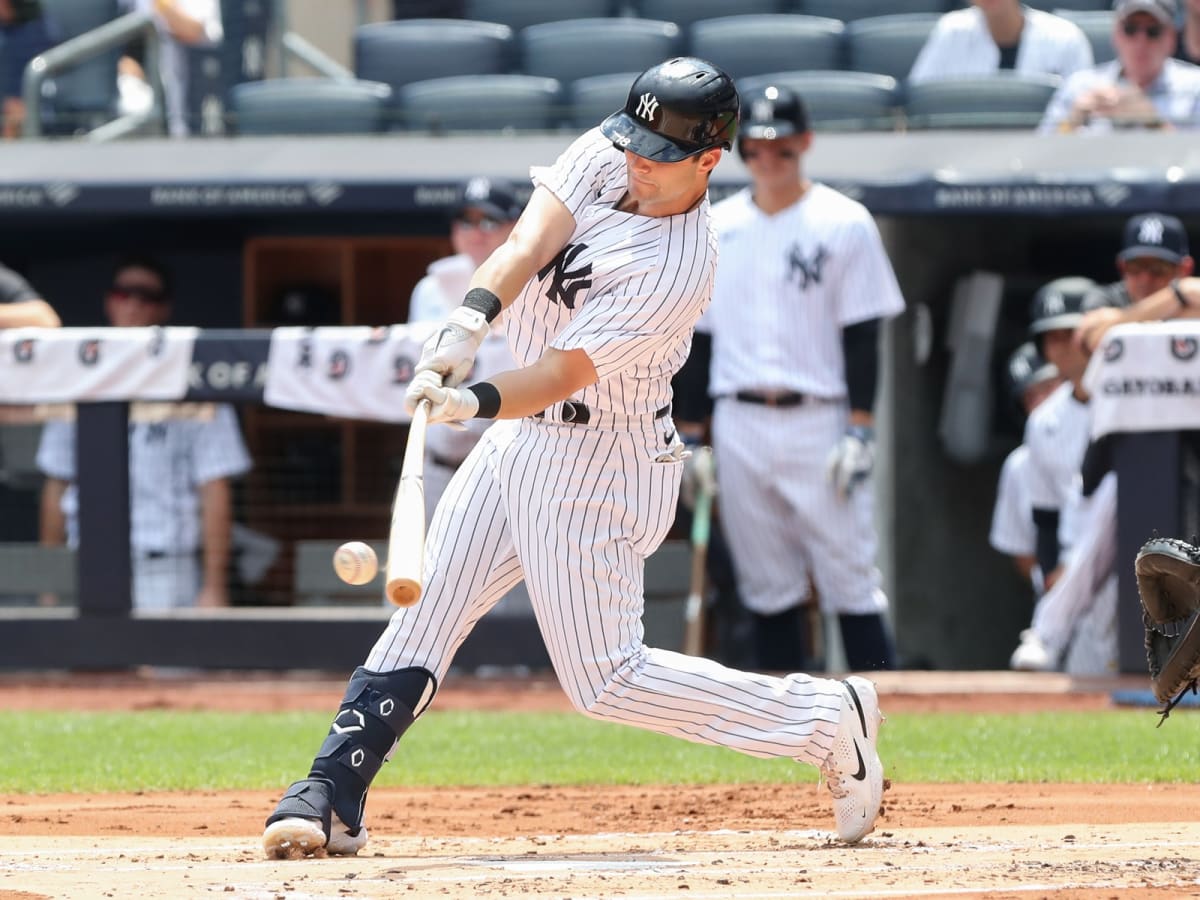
[268,666,436,834]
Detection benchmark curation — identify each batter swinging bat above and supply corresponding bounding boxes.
[682,446,715,657]
[386,398,430,607]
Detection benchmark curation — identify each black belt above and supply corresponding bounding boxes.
[533,401,671,425]
[732,390,809,408]
[429,451,465,469]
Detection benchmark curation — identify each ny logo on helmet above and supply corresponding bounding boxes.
[1138,216,1165,246]
[636,92,659,121]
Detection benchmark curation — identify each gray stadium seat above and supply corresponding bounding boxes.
[567,71,638,129]
[688,15,845,81]
[1053,10,1116,65]
[397,74,563,132]
[634,0,780,30]
[903,72,1061,129]
[464,0,617,31]
[354,19,513,93]
[845,14,941,80]
[738,70,900,131]
[36,0,120,134]
[519,18,682,84]
[228,78,393,135]
[792,0,948,21]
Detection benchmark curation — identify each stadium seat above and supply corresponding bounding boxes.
[792,0,948,21]
[738,70,900,131]
[1053,10,1116,65]
[567,71,638,129]
[36,0,120,134]
[464,0,617,31]
[354,19,514,93]
[397,74,563,132]
[688,15,845,81]
[228,78,393,135]
[633,0,780,30]
[845,14,941,80]
[903,72,1061,129]
[519,18,682,84]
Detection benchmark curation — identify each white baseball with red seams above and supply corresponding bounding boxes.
[333,541,378,586]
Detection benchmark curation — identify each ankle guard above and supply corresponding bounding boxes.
[309,666,436,832]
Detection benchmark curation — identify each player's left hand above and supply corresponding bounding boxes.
[406,370,478,425]
[825,424,875,499]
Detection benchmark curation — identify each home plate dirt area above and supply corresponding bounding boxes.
[2,670,1199,899]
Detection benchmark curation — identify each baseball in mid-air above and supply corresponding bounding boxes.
[333,541,378,585]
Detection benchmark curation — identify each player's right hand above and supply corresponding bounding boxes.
[405,370,478,425]
[415,306,489,387]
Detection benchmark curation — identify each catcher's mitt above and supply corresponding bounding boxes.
[1135,536,1200,723]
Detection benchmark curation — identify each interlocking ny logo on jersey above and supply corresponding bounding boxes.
[788,242,829,290]
[538,243,592,309]
[636,92,659,122]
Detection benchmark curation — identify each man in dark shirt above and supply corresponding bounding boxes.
[0,0,56,138]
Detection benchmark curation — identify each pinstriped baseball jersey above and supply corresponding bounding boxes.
[700,184,903,399]
[990,444,1036,559]
[1023,381,1091,551]
[507,127,717,417]
[362,127,852,772]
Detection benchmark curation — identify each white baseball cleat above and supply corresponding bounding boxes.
[1010,629,1055,672]
[262,814,368,859]
[820,675,885,843]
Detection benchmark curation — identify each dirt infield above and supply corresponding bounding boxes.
[3,670,1200,899]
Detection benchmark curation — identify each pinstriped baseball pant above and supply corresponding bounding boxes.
[365,416,845,766]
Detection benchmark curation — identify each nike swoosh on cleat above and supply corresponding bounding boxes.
[845,682,869,736]
[850,744,867,781]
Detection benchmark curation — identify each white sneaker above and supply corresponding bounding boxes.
[1010,629,1054,672]
[820,676,885,843]
[262,813,368,859]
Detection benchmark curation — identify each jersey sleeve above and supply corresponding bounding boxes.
[191,404,252,485]
[835,210,905,327]
[1023,413,1061,513]
[907,17,951,84]
[0,264,39,305]
[989,448,1035,557]
[530,128,623,221]
[35,419,75,481]
[407,275,444,324]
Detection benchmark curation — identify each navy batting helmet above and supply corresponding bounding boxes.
[1028,276,1098,338]
[739,84,809,141]
[1005,341,1058,405]
[601,57,739,162]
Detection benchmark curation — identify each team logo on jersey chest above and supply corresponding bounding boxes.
[787,242,829,289]
[538,243,592,309]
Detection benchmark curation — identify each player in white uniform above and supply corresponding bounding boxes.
[989,342,1062,590]
[263,58,886,860]
[689,85,904,673]
[408,177,520,519]
[909,0,1093,85]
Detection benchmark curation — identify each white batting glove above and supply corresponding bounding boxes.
[406,369,479,425]
[416,306,489,387]
[825,424,875,500]
[679,443,716,511]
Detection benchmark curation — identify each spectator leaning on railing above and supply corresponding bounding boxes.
[909,0,1093,85]
[1040,0,1200,133]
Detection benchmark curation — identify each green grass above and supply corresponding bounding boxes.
[4,709,1200,794]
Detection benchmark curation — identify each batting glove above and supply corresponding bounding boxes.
[416,306,489,387]
[406,369,478,425]
[825,424,875,500]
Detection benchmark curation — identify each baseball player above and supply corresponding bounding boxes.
[683,85,904,674]
[989,342,1062,589]
[0,261,59,328]
[909,0,1093,85]
[36,257,251,609]
[408,177,520,519]
[263,58,885,860]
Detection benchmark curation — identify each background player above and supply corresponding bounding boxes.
[407,177,520,518]
[682,85,904,673]
[262,57,885,860]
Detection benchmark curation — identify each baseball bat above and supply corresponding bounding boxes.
[682,447,714,657]
[385,399,430,607]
